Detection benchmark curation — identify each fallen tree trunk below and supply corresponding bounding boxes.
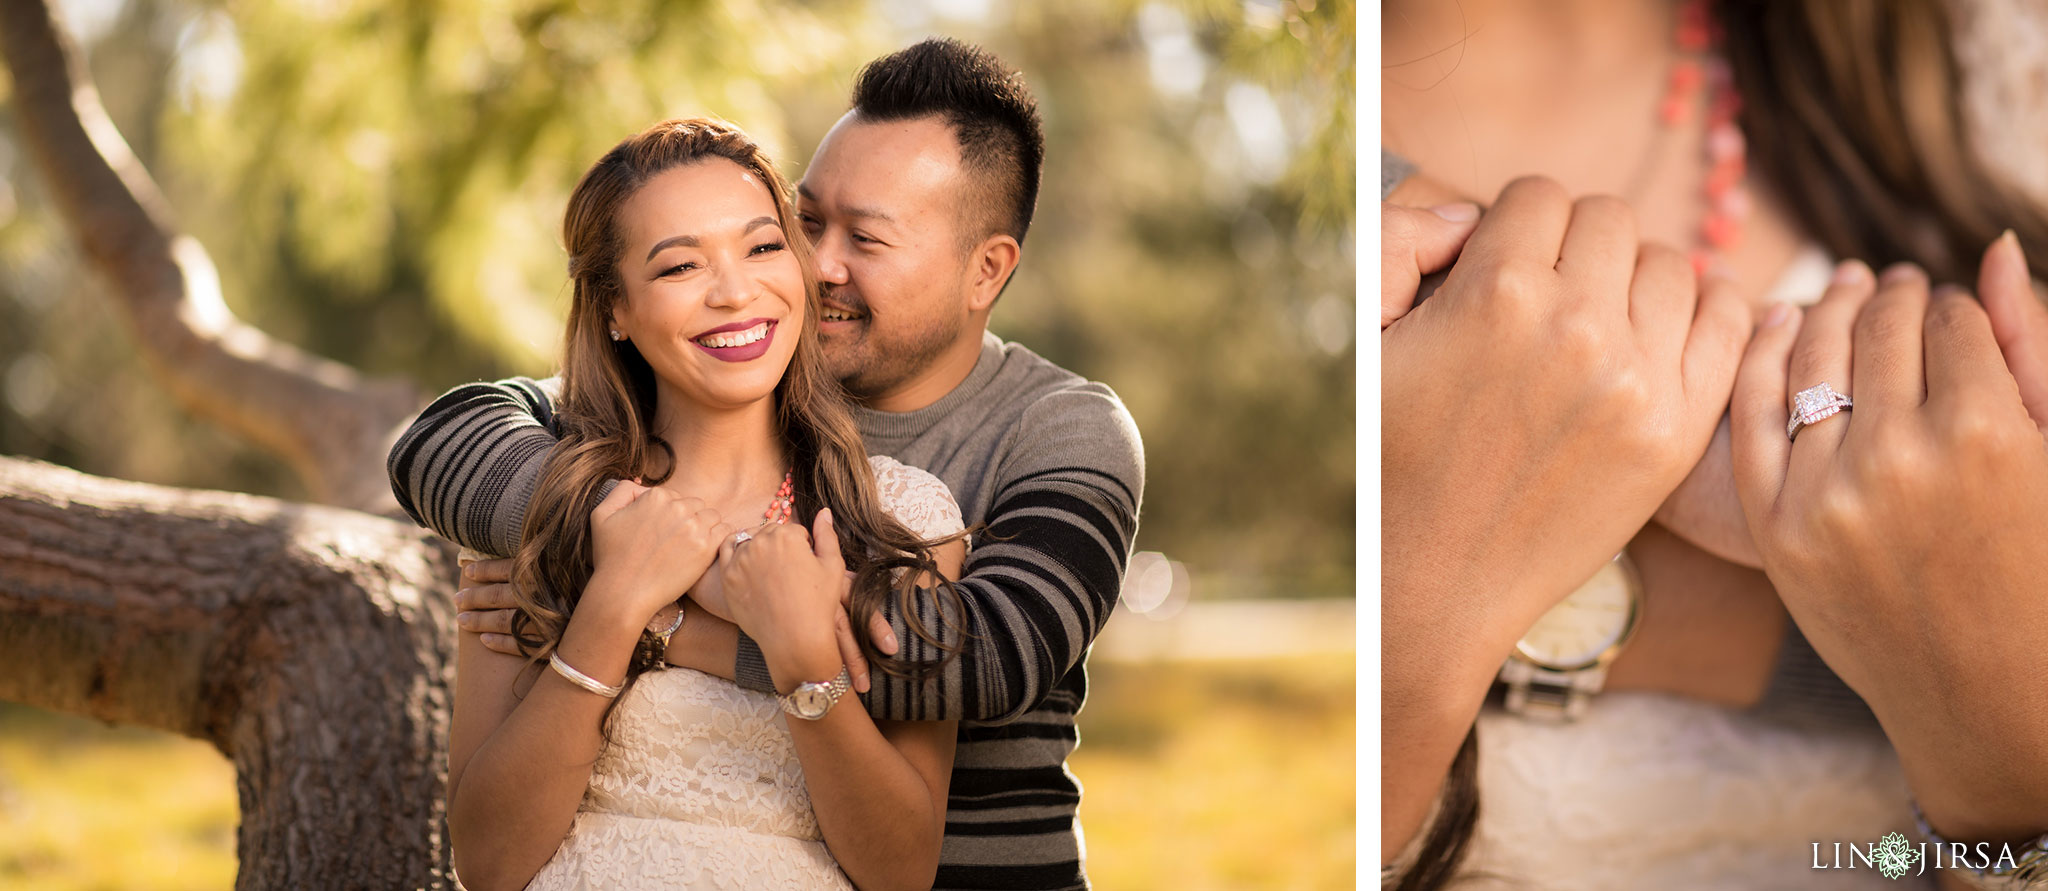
[0,455,460,889]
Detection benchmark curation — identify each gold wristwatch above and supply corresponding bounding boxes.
[781,666,853,721]
[1496,551,1644,721]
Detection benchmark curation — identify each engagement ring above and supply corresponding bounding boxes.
[1788,383,1853,441]
[732,530,754,547]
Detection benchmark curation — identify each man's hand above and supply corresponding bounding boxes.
[453,557,526,656]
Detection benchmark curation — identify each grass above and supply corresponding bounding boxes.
[0,655,1354,890]
[1072,655,1357,890]
[0,706,237,890]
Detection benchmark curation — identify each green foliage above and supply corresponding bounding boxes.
[0,0,1354,596]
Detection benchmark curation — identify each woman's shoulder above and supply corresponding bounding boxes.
[866,455,965,541]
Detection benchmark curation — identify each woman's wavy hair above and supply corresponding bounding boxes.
[1399,2,2048,889]
[504,117,968,730]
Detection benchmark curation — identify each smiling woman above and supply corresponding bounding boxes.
[612,163,804,411]
[441,116,973,891]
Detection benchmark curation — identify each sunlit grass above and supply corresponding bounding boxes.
[0,655,1354,890]
[0,705,237,891]
[1073,655,1357,891]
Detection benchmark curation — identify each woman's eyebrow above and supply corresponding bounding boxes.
[643,216,780,261]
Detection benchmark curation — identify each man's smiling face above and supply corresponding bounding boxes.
[796,111,981,401]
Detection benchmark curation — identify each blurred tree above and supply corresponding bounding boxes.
[0,0,1351,883]
[1,0,1355,599]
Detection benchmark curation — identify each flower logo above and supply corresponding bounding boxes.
[1874,831,1923,880]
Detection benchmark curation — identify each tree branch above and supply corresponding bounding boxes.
[0,454,460,888]
[0,0,421,512]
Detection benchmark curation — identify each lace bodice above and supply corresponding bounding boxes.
[1448,694,1919,889]
[522,454,965,890]
[866,454,968,544]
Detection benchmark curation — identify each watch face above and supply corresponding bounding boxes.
[793,686,830,718]
[1515,558,1637,670]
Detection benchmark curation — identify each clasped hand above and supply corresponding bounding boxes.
[1729,244,2048,845]
[454,486,896,693]
[1383,176,1752,650]
[1385,175,2048,846]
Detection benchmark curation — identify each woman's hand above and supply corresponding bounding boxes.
[1380,176,1751,860]
[1384,176,1752,643]
[1730,248,2048,847]
[582,481,732,628]
[721,508,857,693]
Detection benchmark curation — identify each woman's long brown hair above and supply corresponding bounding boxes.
[1402,2,2048,888]
[1719,0,2048,281]
[505,117,966,734]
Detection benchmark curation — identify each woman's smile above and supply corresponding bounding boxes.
[692,317,778,362]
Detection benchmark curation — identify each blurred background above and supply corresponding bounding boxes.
[0,0,1353,887]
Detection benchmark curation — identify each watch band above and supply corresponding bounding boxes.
[1913,800,2048,889]
[1497,659,1610,721]
[780,666,852,720]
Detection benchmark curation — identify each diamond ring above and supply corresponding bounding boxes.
[1788,382,1854,441]
[732,530,754,547]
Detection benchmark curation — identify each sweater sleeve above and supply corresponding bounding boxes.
[1383,146,1417,200]
[385,375,577,558]
[735,385,1147,722]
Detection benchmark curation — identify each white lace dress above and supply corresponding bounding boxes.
[521,455,965,891]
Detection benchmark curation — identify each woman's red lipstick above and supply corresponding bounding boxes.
[691,318,777,362]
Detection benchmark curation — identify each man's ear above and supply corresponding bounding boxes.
[967,233,1022,313]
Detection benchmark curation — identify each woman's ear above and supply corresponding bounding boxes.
[609,304,629,342]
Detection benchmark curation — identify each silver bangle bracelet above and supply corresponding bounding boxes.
[549,652,623,699]
[1912,798,2048,889]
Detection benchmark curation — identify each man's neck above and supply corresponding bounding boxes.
[861,328,988,414]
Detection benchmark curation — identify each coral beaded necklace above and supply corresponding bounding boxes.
[1662,0,1749,275]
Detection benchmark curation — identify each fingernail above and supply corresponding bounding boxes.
[1762,302,1794,328]
[1879,262,1923,286]
[1831,259,1872,287]
[819,508,833,525]
[1704,260,1739,284]
[884,631,899,652]
[1996,228,2029,272]
[462,563,477,580]
[1429,202,1480,222]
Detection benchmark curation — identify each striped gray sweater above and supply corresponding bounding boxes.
[387,330,1145,890]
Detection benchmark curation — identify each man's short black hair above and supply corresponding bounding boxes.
[850,38,1044,246]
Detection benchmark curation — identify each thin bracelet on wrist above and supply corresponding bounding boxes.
[549,652,623,698]
[1912,798,2048,888]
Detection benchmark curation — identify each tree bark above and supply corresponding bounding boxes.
[0,0,420,513]
[0,456,460,889]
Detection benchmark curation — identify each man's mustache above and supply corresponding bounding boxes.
[820,284,868,315]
